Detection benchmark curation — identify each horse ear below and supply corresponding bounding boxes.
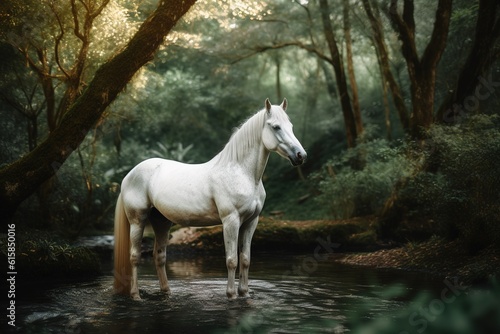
[280,98,288,112]
[265,98,272,114]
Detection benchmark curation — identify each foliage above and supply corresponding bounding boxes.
[0,0,497,238]
[40,133,199,234]
[312,115,500,252]
[314,130,416,219]
[418,115,500,245]
[397,115,500,250]
[350,279,500,334]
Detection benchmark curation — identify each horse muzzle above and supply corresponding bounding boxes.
[289,150,307,166]
[277,143,307,166]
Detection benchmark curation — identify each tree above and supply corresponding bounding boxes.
[437,0,500,123]
[361,0,410,131]
[224,0,362,148]
[319,0,358,147]
[1,0,129,225]
[387,0,453,137]
[0,0,197,221]
[342,0,363,136]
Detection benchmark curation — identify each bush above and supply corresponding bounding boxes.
[315,115,500,251]
[314,135,415,219]
[429,115,500,248]
[397,115,500,250]
[345,278,500,334]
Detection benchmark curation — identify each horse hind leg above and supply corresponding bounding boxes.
[150,207,173,295]
[128,209,148,301]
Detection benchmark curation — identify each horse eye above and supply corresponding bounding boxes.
[272,125,281,131]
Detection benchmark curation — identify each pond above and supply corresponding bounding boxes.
[15,250,443,334]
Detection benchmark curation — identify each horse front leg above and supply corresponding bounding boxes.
[238,216,259,297]
[222,215,240,299]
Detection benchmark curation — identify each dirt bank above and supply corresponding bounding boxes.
[332,237,499,285]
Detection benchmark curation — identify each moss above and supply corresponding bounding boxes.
[348,230,378,249]
[1,229,101,280]
[196,226,224,251]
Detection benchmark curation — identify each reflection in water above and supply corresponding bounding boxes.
[16,252,440,333]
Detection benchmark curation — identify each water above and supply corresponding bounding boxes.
[14,251,442,334]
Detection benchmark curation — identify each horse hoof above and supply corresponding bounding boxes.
[226,292,237,300]
[238,288,250,298]
[131,294,142,301]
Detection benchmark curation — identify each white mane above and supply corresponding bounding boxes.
[215,105,291,165]
[216,108,268,165]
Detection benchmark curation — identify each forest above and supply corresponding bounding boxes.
[1,0,499,242]
[0,0,499,332]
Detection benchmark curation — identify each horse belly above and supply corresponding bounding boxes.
[162,201,221,227]
[151,165,221,227]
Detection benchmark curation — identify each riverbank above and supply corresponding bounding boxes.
[166,217,499,285]
[7,217,497,285]
[166,216,387,254]
[0,229,101,281]
[333,237,500,285]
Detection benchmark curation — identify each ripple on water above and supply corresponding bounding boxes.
[18,269,415,334]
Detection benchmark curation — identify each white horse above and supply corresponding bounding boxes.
[114,98,306,300]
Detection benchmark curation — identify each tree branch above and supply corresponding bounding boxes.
[293,0,317,48]
[50,2,71,79]
[91,0,111,19]
[402,0,415,37]
[421,0,452,69]
[71,0,85,41]
[388,0,420,69]
[231,42,333,65]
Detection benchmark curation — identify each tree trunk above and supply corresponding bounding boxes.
[381,74,392,141]
[342,0,363,135]
[436,0,500,123]
[275,54,282,102]
[0,0,197,221]
[410,73,437,134]
[319,0,358,148]
[321,61,338,101]
[362,0,410,131]
[373,39,392,140]
[389,0,452,137]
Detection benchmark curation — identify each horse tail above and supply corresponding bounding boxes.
[113,193,131,295]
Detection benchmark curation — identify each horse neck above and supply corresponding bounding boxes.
[215,110,270,182]
[245,141,270,183]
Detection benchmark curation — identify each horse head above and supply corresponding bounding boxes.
[262,98,307,166]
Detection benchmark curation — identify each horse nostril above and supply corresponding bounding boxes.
[297,151,307,162]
